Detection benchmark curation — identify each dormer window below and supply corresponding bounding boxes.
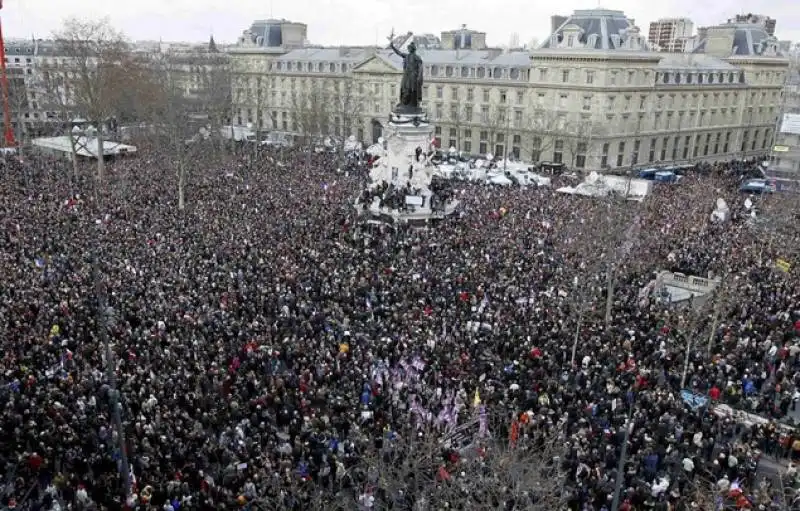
[675,74,681,84]
[708,74,714,84]
[567,35,575,47]
[698,73,704,84]
[663,72,670,84]
[687,74,693,84]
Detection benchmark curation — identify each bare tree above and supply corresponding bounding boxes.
[290,81,331,167]
[444,104,471,153]
[521,108,562,163]
[37,58,82,179]
[203,63,233,153]
[251,410,566,510]
[483,107,509,159]
[563,119,604,169]
[6,71,28,153]
[140,54,196,210]
[330,77,365,163]
[51,17,132,182]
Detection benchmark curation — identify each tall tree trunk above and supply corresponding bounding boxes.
[68,129,80,184]
[178,166,186,210]
[96,127,105,182]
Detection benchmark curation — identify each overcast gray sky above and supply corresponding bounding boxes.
[3,0,799,46]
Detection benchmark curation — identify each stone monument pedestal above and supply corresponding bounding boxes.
[358,109,459,224]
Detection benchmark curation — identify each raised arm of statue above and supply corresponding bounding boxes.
[389,41,407,59]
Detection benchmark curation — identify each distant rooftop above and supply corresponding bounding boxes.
[692,22,782,57]
[540,8,650,52]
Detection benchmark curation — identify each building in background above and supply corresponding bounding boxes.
[729,14,776,36]
[535,9,787,169]
[157,37,231,125]
[440,25,485,50]
[770,69,800,181]
[648,17,694,52]
[227,9,788,169]
[1,39,85,138]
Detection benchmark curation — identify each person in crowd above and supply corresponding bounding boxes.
[0,148,798,510]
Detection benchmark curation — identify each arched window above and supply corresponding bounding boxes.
[445,66,453,77]
[330,63,336,73]
[510,68,520,80]
[476,67,485,78]
[461,67,469,78]
[493,67,503,78]
[430,65,439,77]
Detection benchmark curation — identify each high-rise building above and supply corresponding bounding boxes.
[729,14,776,36]
[648,17,694,52]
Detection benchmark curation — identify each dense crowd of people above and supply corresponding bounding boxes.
[1,145,799,511]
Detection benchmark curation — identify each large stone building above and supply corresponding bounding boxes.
[0,37,230,141]
[228,9,789,171]
[534,9,787,169]
[771,68,800,179]
[2,39,73,138]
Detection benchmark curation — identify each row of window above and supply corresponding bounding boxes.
[273,60,351,73]
[428,64,527,81]
[270,58,529,82]
[538,68,653,86]
[539,67,785,88]
[658,70,745,86]
[657,69,785,86]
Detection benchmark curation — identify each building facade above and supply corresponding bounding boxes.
[226,9,788,171]
[771,68,800,179]
[1,39,93,138]
[648,17,694,52]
